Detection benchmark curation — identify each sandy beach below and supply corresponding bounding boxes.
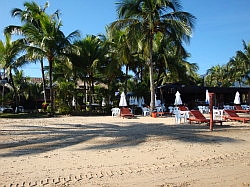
[0,115,250,187]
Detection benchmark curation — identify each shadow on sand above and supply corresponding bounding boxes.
[0,119,248,157]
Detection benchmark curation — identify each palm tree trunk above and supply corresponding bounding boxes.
[125,65,129,94]
[149,36,155,112]
[149,62,155,111]
[49,60,54,115]
[9,70,19,111]
[40,58,47,103]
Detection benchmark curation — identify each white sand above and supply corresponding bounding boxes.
[0,115,250,187]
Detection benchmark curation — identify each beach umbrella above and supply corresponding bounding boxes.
[205,90,210,104]
[138,97,142,108]
[138,96,145,107]
[129,96,133,105]
[155,94,159,106]
[234,91,240,104]
[102,98,106,106]
[109,101,113,106]
[141,96,145,106]
[174,91,183,105]
[119,92,127,107]
[72,96,76,107]
[134,96,138,106]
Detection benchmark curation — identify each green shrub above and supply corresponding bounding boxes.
[57,104,71,115]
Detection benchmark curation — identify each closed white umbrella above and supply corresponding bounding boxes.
[155,94,159,106]
[174,91,183,106]
[138,97,142,108]
[102,98,106,106]
[134,96,138,106]
[205,90,209,104]
[119,92,127,107]
[72,96,76,107]
[138,96,145,108]
[129,96,133,105]
[141,96,145,106]
[234,91,240,104]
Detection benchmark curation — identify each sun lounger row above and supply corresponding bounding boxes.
[188,109,250,125]
[187,110,224,125]
[223,110,250,123]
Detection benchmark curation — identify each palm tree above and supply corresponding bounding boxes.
[22,9,80,115]
[205,65,231,87]
[71,35,106,104]
[108,28,138,93]
[153,34,199,85]
[12,69,29,107]
[110,0,195,110]
[227,56,245,87]
[236,40,250,69]
[29,18,79,114]
[223,41,250,87]
[0,33,27,109]
[9,1,49,103]
[6,1,80,114]
[233,40,250,86]
[96,33,125,103]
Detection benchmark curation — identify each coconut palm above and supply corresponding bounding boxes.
[0,33,27,109]
[12,69,29,107]
[107,28,139,93]
[22,10,80,115]
[23,16,79,114]
[8,1,49,103]
[236,41,250,70]
[6,1,80,114]
[233,41,250,86]
[110,0,195,110]
[227,56,245,87]
[205,65,231,87]
[153,34,199,85]
[95,33,125,103]
[71,35,106,104]
[224,41,250,87]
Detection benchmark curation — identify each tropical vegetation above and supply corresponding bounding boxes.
[0,0,249,115]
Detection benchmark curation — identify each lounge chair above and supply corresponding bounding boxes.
[188,110,224,125]
[120,107,135,118]
[224,110,250,123]
[234,105,250,113]
[178,106,189,111]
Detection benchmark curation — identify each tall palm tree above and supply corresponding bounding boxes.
[205,65,231,87]
[71,35,105,104]
[227,56,245,87]
[234,40,250,86]
[110,0,195,110]
[108,28,138,93]
[236,40,250,69]
[8,1,49,103]
[224,41,250,87]
[153,34,199,85]
[0,33,27,109]
[6,1,80,114]
[13,70,27,105]
[23,10,79,115]
[27,18,79,114]
[96,33,125,103]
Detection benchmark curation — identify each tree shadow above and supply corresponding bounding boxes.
[0,121,245,157]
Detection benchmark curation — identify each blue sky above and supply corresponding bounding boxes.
[1,0,250,77]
